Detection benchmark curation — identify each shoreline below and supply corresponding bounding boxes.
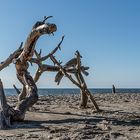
[4,88,140,96]
[1,93,140,139]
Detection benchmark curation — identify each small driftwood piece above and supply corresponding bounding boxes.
[112,84,116,94]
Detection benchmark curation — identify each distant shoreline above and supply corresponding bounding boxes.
[4,88,140,96]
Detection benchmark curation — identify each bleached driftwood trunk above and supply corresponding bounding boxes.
[0,17,57,129]
[0,16,99,129]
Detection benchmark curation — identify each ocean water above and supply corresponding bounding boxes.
[4,88,140,96]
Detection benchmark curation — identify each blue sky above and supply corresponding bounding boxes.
[0,0,140,88]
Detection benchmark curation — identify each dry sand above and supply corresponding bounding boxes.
[0,93,140,140]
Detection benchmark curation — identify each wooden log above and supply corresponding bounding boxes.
[112,84,116,94]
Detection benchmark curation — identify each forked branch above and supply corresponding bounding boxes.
[50,54,100,111]
[0,42,23,71]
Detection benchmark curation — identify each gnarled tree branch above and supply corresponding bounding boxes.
[0,42,23,71]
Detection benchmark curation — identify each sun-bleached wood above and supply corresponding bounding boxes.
[0,17,57,128]
[0,17,99,129]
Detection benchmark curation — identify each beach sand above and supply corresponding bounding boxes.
[0,93,140,140]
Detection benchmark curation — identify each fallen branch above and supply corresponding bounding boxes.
[0,42,23,71]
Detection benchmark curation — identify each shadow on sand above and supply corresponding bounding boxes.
[11,110,140,129]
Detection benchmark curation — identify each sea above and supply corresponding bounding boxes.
[4,88,140,96]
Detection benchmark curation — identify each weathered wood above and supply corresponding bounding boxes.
[30,36,64,65]
[50,54,100,111]
[74,71,88,108]
[0,17,57,128]
[0,42,23,71]
[50,55,81,87]
[0,16,98,129]
[16,17,57,103]
[32,36,87,85]
[112,84,116,94]
[14,73,38,121]
[75,51,100,111]
[0,79,15,129]
[30,36,89,86]
[49,47,99,111]
[80,90,88,108]
[19,34,63,99]
[64,58,77,68]
[17,17,57,63]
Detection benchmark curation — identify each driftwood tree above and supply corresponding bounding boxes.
[49,51,99,110]
[0,17,99,129]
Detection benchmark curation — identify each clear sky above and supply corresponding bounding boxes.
[0,0,140,88]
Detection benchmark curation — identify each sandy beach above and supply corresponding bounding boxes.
[0,93,140,140]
